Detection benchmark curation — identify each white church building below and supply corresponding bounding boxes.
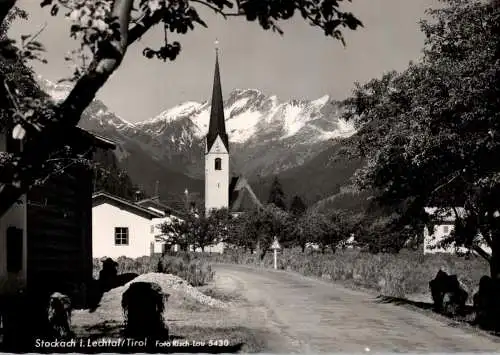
[204,46,262,218]
[196,46,263,253]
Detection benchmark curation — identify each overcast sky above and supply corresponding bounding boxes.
[9,0,439,123]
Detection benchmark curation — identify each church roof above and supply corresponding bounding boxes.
[229,176,263,213]
[206,50,229,153]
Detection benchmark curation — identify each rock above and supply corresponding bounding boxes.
[473,275,500,330]
[47,292,73,339]
[122,282,169,340]
[429,269,468,316]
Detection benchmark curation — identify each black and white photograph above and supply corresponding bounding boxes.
[1,0,500,353]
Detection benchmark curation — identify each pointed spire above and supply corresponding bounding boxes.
[206,40,229,152]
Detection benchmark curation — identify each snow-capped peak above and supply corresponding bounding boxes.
[142,101,204,125]
[312,94,330,107]
[135,88,354,145]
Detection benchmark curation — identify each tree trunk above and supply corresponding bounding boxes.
[260,250,267,260]
[330,244,336,254]
[301,243,306,253]
[490,246,500,279]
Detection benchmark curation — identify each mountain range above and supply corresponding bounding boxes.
[39,77,364,210]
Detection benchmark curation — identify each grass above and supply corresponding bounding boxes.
[205,248,490,299]
[92,253,215,287]
[94,248,490,298]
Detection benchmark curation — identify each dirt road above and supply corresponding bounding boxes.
[213,264,500,353]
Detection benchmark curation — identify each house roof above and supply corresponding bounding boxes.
[424,207,466,223]
[92,191,164,219]
[229,176,262,213]
[76,129,116,150]
[136,196,185,218]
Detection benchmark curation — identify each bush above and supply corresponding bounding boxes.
[208,248,488,298]
[93,253,215,287]
[157,252,215,287]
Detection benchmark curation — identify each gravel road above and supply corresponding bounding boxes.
[212,264,500,353]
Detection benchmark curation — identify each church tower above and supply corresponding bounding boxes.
[205,44,229,215]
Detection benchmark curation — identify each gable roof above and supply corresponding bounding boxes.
[136,196,185,218]
[92,191,164,219]
[229,176,263,213]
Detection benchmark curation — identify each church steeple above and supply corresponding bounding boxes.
[206,43,229,153]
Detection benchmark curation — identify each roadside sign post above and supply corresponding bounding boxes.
[271,237,281,270]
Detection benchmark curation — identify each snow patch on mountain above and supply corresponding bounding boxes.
[140,89,354,145]
[37,77,136,129]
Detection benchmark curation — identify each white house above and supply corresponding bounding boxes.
[423,207,492,255]
[92,192,165,258]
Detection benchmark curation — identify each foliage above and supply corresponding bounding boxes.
[0,6,27,39]
[289,195,306,216]
[226,205,293,257]
[159,208,230,252]
[157,252,214,286]
[37,0,362,82]
[92,147,145,200]
[342,0,500,274]
[92,254,215,287]
[267,176,286,210]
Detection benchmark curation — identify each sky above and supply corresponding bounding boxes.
[9,0,439,123]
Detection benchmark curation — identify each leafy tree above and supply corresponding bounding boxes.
[343,0,500,276]
[289,195,307,216]
[0,0,362,218]
[159,214,192,251]
[227,205,292,258]
[91,147,145,200]
[159,207,230,252]
[267,176,286,210]
[293,210,345,253]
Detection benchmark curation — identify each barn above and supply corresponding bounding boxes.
[0,127,115,299]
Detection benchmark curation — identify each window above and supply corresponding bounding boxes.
[443,225,450,234]
[214,158,222,170]
[114,227,129,245]
[6,227,23,273]
[151,225,155,234]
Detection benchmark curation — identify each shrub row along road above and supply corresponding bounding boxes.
[212,264,500,352]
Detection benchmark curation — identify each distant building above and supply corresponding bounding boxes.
[423,207,491,255]
[136,196,185,253]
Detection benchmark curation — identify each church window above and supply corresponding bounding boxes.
[215,158,222,170]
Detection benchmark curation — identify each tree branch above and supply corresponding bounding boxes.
[0,0,164,218]
[472,243,491,261]
[57,0,135,125]
[190,0,242,18]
